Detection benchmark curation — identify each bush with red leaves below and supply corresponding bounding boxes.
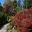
[13,8,32,32]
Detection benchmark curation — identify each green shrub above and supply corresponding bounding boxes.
[0,12,8,27]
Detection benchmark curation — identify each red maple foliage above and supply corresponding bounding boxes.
[13,8,32,32]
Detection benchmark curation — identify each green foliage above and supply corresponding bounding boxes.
[3,0,22,12]
[15,7,21,12]
[13,0,17,8]
[30,0,32,7]
[0,3,3,11]
[0,12,4,17]
[24,0,31,8]
[0,12,8,22]
[0,6,3,11]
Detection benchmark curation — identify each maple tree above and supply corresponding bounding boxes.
[13,8,32,32]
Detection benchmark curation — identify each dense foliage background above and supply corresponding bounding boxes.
[0,0,32,32]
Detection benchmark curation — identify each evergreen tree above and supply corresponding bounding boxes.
[0,3,3,11]
[24,0,31,8]
[13,0,17,8]
[30,0,32,7]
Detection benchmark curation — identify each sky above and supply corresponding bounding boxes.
[0,0,5,6]
[21,0,24,5]
[0,0,24,6]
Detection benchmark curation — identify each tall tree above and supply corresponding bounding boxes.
[30,0,32,7]
[0,3,3,11]
[13,0,17,8]
[24,0,31,8]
